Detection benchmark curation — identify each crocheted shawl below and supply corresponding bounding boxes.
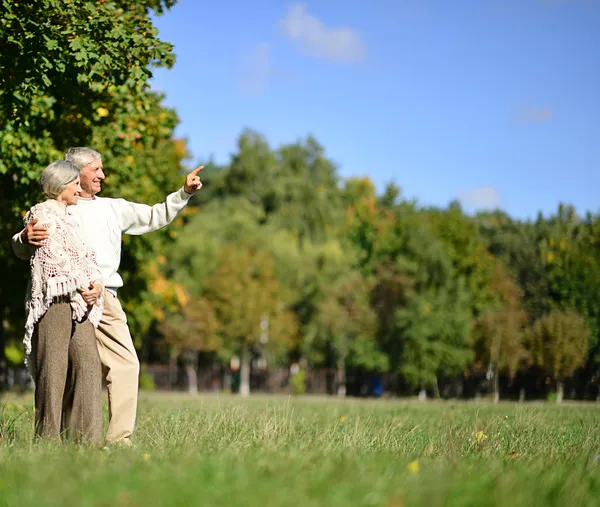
[23,199,104,369]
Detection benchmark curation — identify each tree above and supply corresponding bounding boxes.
[524,310,589,403]
[216,130,279,212]
[212,130,343,249]
[0,0,183,365]
[539,205,600,369]
[314,271,385,397]
[396,279,473,399]
[203,245,299,396]
[476,211,551,322]
[425,204,497,316]
[158,297,220,394]
[276,136,342,244]
[471,264,528,402]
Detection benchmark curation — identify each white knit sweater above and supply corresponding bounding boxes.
[23,199,104,367]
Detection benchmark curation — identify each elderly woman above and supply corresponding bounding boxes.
[23,161,104,445]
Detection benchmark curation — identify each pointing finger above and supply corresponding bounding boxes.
[188,165,205,177]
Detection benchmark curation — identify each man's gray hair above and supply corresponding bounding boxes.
[64,147,102,170]
[39,161,80,199]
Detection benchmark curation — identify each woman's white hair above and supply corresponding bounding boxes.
[64,147,102,170]
[39,161,80,199]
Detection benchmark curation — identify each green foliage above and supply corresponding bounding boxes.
[397,280,473,388]
[425,204,497,315]
[0,0,184,356]
[471,263,529,377]
[4,343,24,366]
[162,127,600,398]
[524,310,589,381]
[0,0,175,132]
[139,368,156,392]
[202,245,299,358]
[315,270,387,372]
[210,129,343,248]
[289,368,307,395]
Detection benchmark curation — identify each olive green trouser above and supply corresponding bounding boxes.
[32,301,102,445]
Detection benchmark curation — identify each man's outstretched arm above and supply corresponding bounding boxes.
[118,165,204,235]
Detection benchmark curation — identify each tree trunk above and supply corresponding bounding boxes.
[418,386,427,401]
[239,344,251,397]
[183,349,198,394]
[487,362,500,403]
[336,355,346,397]
[223,370,232,393]
[185,363,198,394]
[336,337,348,398]
[433,377,441,399]
[556,380,564,404]
[168,348,178,390]
[492,368,500,404]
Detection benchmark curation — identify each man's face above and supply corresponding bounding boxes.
[80,158,105,197]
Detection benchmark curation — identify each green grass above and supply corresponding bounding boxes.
[1,392,599,506]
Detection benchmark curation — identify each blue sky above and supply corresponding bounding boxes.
[150,0,600,220]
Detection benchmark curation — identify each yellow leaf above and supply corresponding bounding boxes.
[96,107,109,117]
[175,284,188,306]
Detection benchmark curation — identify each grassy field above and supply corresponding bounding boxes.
[0,392,599,507]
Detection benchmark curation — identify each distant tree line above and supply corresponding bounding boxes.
[152,129,600,404]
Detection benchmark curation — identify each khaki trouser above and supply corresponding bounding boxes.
[95,290,140,444]
[32,301,103,445]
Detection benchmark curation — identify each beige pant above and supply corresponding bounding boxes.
[32,301,102,445]
[95,290,140,444]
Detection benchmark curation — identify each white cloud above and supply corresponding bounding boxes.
[240,43,272,96]
[240,43,297,96]
[517,106,554,123]
[280,3,366,63]
[459,186,502,210]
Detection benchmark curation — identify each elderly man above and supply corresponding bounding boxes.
[12,147,204,446]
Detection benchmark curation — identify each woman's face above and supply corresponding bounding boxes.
[57,177,83,206]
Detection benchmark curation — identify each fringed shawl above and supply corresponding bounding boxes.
[23,199,103,370]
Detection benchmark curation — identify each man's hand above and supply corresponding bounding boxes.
[81,280,103,306]
[21,219,49,247]
[183,165,205,194]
